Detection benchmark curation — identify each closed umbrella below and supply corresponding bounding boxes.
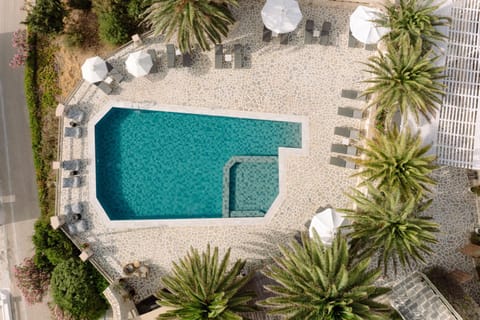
[125,51,153,77]
[349,6,389,44]
[261,0,303,34]
[81,56,108,83]
[309,208,349,245]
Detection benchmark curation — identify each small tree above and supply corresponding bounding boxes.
[23,0,67,35]
[14,257,50,304]
[50,259,109,320]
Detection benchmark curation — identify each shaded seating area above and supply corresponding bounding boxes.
[147,49,159,73]
[65,107,85,124]
[319,22,331,45]
[123,261,150,278]
[65,203,83,217]
[263,25,272,42]
[64,126,83,138]
[331,143,358,156]
[67,219,88,235]
[348,30,361,48]
[334,126,360,140]
[337,106,364,119]
[280,33,289,45]
[182,52,193,67]
[94,81,113,95]
[329,156,357,169]
[106,62,124,83]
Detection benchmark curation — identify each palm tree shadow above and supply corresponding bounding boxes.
[237,229,298,259]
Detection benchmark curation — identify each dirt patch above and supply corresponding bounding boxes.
[55,9,116,100]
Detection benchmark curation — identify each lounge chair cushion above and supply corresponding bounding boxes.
[64,127,83,138]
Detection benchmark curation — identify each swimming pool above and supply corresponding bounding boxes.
[94,107,302,220]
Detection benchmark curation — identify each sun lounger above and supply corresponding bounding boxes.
[109,68,124,83]
[65,107,85,123]
[280,33,289,45]
[215,44,224,69]
[67,220,88,235]
[182,52,193,67]
[304,19,314,44]
[338,107,364,119]
[95,81,112,95]
[62,159,81,171]
[234,44,243,69]
[63,176,82,188]
[263,25,272,42]
[331,143,358,156]
[334,127,360,140]
[348,30,360,48]
[319,22,331,45]
[341,89,364,100]
[146,49,158,73]
[330,157,357,169]
[65,203,83,216]
[64,127,83,138]
[365,43,377,51]
[167,44,176,68]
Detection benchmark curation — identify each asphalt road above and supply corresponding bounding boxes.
[1,1,51,319]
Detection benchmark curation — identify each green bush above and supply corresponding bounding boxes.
[51,259,109,320]
[24,0,67,35]
[32,220,79,271]
[68,0,92,10]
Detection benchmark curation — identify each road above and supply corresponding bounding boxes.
[0,1,52,319]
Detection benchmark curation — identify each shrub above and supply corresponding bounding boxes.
[68,0,92,10]
[24,0,67,35]
[32,219,79,271]
[51,259,109,320]
[9,29,29,68]
[14,257,51,304]
[48,302,76,320]
[94,0,137,45]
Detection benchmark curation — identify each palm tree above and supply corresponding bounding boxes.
[363,39,445,124]
[259,233,392,319]
[353,126,437,198]
[342,184,439,274]
[143,0,237,53]
[375,0,450,52]
[155,245,255,319]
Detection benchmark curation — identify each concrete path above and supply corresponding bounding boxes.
[0,0,52,319]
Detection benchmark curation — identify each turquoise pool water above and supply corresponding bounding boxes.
[95,108,302,220]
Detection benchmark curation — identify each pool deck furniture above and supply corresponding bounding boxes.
[348,30,360,48]
[331,143,358,156]
[108,67,124,83]
[319,22,331,45]
[215,44,224,69]
[132,34,143,48]
[65,107,85,123]
[334,126,360,140]
[166,44,176,68]
[63,176,82,188]
[65,203,83,215]
[94,81,113,95]
[147,49,158,73]
[329,156,357,169]
[305,19,314,44]
[64,126,83,138]
[62,159,81,171]
[280,33,289,45]
[337,106,363,119]
[341,89,365,100]
[365,43,377,51]
[183,52,193,67]
[67,219,88,235]
[263,25,272,42]
[234,44,243,69]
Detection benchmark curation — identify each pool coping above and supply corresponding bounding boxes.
[88,101,309,228]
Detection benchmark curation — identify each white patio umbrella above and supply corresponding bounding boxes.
[261,0,303,34]
[349,6,389,44]
[309,208,349,246]
[81,56,108,83]
[125,51,153,77]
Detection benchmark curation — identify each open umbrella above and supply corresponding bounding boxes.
[261,0,303,34]
[81,56,108,83]
[350,6,389,44]
[309,208,349,245]
[125,51,153,77]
